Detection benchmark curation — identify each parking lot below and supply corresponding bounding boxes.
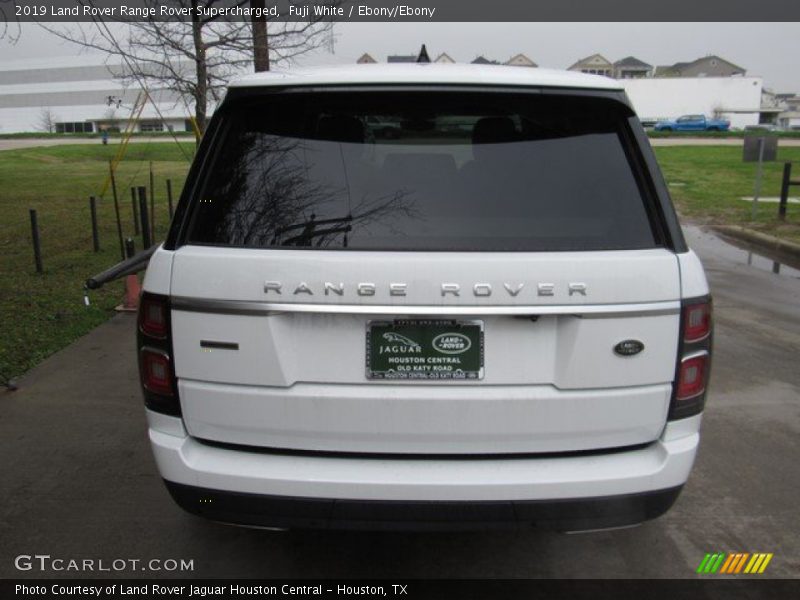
[1,226,798,579]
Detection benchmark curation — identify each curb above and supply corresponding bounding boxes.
[712,225,800,261]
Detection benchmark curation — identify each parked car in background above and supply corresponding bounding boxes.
[654,114,731,131]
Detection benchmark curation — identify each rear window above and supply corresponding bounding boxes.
[184,91,658,251]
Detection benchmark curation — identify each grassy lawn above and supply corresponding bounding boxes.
[0,142,193,383]
[653,145,800,244]
[2,141,800,383]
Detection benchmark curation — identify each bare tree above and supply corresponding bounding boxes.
[0,0,21,43]
[37,108,58,133]
[39,1,338,134]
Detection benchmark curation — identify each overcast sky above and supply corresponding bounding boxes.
[3,22,799,92]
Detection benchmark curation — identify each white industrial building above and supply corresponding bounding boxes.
[0,57,194,134]
[0,56,786,134]
[622,76,764,129]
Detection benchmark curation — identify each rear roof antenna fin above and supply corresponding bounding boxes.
[417,44,431,64]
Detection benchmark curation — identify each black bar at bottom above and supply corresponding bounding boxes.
[165,480,683,532]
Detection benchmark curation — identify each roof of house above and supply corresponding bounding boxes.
[471,56,500,65]
[656,55,745,76]
[387,55,417,63]
[614,56,652,69]
[506,53,538,67]
[568,54,612,69]
[229,64,624,91]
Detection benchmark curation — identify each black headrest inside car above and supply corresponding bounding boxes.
[316,116,365,143]
[472,117,517,145]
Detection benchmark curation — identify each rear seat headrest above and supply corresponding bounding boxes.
[316,116,365,143]
[472,117,517,145]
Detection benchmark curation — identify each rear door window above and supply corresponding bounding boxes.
[184,91,658,251]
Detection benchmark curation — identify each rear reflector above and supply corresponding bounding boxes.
[676,352,708,401]
[683,301,711,343]
[140,348,174,397]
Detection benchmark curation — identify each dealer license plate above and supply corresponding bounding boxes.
[366,319,484,380]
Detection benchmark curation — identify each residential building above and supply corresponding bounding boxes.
[434,53,456,64]
[471,56,501,65]
[505,53,537,68]
[655,55,746,78]
[567,54,614,77]
[356,53,377,64]
[613,56,653,79]
[387,55,417,63]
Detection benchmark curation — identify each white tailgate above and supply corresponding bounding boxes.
[168,246,681,454]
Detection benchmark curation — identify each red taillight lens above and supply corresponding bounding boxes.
[137,292,180,416]
[139,294,167,338]
[676,353,708,401]
[683,301,711,343]
[140,348,174,396]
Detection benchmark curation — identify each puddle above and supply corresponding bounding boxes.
[683,225,800,279]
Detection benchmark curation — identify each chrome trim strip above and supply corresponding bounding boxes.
[171,297,680,317]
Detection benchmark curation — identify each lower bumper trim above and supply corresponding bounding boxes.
[164,481,683,531]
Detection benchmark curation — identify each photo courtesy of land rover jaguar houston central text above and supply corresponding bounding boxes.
[137,64,712,531]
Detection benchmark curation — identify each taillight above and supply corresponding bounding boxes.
[139,294,168,338]
[137,292,180,416]
[683,302,711,342]
[669,296,712,420]
[676,352,709,400]
[140,348,174,396]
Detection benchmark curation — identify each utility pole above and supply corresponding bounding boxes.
[251,0,270,72]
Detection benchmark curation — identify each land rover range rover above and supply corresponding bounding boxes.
[138,64,712,531]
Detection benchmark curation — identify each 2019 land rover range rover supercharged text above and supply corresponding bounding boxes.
[138,64,712,531]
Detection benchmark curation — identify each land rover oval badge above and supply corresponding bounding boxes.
[614,340,645,356]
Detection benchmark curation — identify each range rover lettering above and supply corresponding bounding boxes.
[138,64,712,531]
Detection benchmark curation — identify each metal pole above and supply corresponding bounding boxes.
[125,237,136,259]
[131,187,139,235]
[90,196,100,252]
[778,162,791,221]
[109,161,125,260]
[166,178,174,219]
[29,208,43,273]
[138,186,152,249]
[750,137,765,219]
[149,161,155,241]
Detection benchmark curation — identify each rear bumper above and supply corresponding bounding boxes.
[165,480,683,531]
[148,411,701,530]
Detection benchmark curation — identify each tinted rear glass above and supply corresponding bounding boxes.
[185,91,657,251]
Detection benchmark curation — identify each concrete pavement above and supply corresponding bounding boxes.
[0,137,192,152]
[1,226,798,579]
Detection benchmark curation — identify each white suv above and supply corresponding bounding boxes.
[138,64,712,531]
